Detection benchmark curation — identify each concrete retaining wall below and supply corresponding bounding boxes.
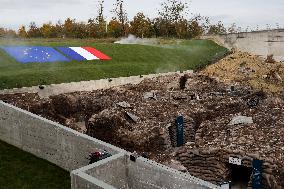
[203,29,284,61]
[0,70,193,98]
[0,100,220,189]
[0,101,124,171]
[86,154,128,189]
[72,154,220,189]
[128,157,217,189]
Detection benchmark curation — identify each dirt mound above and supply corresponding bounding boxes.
[201,51,284,93]
[50,94,79,117]
[87,108,132,146]
[50,93,108,120]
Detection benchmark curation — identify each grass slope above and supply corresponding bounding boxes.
[0,38,228,89]
[0,140,70,189]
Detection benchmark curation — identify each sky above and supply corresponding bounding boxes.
[0,0,283,31]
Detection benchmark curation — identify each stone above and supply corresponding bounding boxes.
[262,75,268,79]
[143,91,157,100]
[172,93,187,100]
[228,116,253,126]
[116,101,131,108]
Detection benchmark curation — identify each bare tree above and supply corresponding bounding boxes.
[158,0,189,37]
[228,23,237,34]
[207,21,227,35]
[96,0,107,37]
[97,0,105,24]
[112,0,128,36]
[158,0,189,23]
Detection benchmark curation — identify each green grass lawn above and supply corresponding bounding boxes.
[0,38,228,89]
[0,140,70,189]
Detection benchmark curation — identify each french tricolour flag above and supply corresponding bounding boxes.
[57,47,111,61]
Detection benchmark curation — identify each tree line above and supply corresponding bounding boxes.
[0,0,233,39]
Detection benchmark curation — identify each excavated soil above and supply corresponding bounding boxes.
[0,74,254,159]
[201,51,284,94]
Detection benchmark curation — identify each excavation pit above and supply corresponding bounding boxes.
[1,73,283,188]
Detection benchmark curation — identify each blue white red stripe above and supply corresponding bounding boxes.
[70,47,99,60]
[57,47,111,61]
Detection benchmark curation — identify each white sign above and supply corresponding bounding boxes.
[229,157,242,165]
[220,183,230,189]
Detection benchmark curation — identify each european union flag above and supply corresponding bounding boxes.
[1,46,70,63]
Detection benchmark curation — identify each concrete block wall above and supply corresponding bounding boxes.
[71,172,116,189]
[0,101,124,171]
[86,154,128,189]
[0,70,193,98]
[72,153,221,189]
[128,157,218,189]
